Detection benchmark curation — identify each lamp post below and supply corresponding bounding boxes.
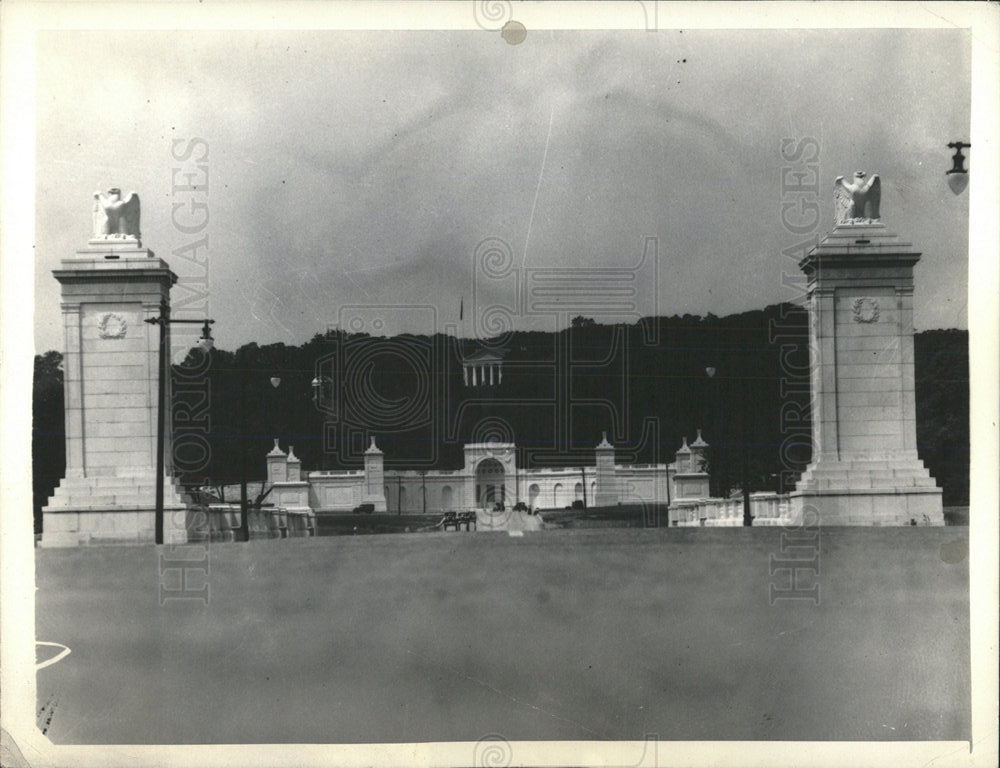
[269,374,281,428]
[310,375,330,403]
[706,366,752,527]
[243,374,281,543]
[311,375,332,471]
[144,300,214,545]
[517,447,526,508]
[268,375,281,537]
[269,372,282,437]
[420,470,427,514]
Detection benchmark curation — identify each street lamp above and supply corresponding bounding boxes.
[241,373,282,543]
[145,300,214,545]
[946,141,970,196]
[706,366,752,527]
[310,375,332,404]
[269,373,281,439]
[420,469,427,514]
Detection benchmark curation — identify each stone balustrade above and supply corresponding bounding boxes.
[670,493,795,527]
[188,504,316,542]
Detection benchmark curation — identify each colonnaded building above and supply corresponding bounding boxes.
[264,432,711,516]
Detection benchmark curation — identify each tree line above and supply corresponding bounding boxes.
[31,303,969,531]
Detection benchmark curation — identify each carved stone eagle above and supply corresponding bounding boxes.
[93,188,141,240]
[834,171,880,225]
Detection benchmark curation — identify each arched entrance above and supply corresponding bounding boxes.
[476,458,506,509]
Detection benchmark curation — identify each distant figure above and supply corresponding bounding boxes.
[93,188,141,240]
[834,171,881,224]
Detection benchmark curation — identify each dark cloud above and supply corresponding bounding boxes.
[34,28,970,353]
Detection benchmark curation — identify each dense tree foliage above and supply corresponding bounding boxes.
[32,305,970,524]
[914,329,970,505]
[32,351,65,533]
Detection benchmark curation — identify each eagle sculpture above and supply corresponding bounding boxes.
[93,188,141,240]
[834,171,880,224]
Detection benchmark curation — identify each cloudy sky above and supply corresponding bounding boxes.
[32,25,970,355]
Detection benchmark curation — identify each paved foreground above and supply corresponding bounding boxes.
[35,527,969,743]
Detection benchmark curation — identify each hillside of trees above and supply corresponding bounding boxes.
[32,304,970,531]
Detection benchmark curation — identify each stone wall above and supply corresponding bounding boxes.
[671,493,794,527]
[189,504,315,541]
[263,437,676,515]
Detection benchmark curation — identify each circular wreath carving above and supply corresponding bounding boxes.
[852,297,880,324]
[97,311,128,339]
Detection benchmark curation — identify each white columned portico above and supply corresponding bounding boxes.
[462,348,506,388]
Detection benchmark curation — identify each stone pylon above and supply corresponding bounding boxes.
[790,221,943,526]
[363,436,388,511]
[42,226,192,545]
[594,432,618,506]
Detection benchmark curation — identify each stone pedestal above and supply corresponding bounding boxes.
[790,224,943,526]
[268,445,315,536]
[669,432,710,502]
[594,433,618,506]
[362,437,388,512]
[266,439,288,482]
[41,238,192,546]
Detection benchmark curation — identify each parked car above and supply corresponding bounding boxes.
[352,503,375,515]
[513,501,528,512]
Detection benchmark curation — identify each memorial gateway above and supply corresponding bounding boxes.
[40,173,943,546]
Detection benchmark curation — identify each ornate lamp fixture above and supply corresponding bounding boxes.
[946,141,970,195]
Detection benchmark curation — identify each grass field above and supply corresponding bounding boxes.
[35,526,969,744]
